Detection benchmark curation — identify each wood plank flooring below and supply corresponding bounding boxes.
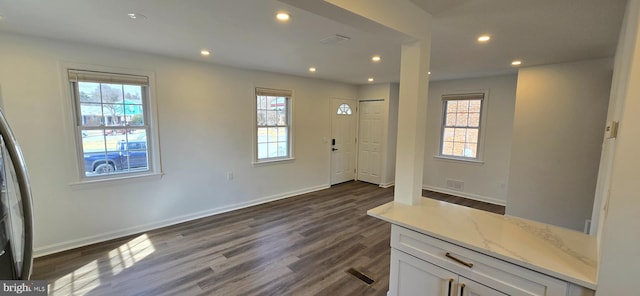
[32,182,504,296]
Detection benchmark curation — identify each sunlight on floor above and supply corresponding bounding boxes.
[49,260,100,296]
[108,233,156,276]
[49,234,155,296]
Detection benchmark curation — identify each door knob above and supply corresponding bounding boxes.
[332,148,339,151]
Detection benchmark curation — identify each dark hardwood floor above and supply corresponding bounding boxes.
[33,182,504,296]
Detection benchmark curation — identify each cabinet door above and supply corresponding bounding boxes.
[458,277,508,296]
[390,249,458,296]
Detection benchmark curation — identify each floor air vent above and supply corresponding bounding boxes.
[346,267,375,286]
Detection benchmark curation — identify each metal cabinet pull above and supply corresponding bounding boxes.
[445,252,474,268]
[447,278,454,296]
[459,283,466,296]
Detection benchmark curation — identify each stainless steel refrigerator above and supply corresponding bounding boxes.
[0,110,34,280]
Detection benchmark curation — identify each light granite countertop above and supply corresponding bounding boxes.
[367,198,598,290]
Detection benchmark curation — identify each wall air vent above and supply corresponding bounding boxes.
[446,179,464,191]
[320,34,351,45]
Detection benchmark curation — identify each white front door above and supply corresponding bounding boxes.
[330,99,357,185]
[357,100,383,185]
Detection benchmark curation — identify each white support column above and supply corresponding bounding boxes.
[393,37,431,205]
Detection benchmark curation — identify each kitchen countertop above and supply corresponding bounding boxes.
[367,198,598,290]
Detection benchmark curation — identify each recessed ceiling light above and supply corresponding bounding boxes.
[127,13,147,20]
[477,35,491,42]
[511,60,522,66]
[428,71,432,75]
[201,50,211,56]
[276,12,290,22]
[368,78,374,82]
[371,55,381,62]
[309,67,317,72]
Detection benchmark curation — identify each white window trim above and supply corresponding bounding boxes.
[252,86,295,165]
[434,89,489,164]
[60,62,162,183]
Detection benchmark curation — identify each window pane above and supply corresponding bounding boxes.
[454,128,467,142]
[278,127,287,141]
[125,104,145,126]
[82,133,107,153]
[268,127,278,142]
[453,142,465,156]
[74,74,152,178]
[457,100,469,112]
[123,85,143,104]
[443,128,455,142]
[337,103,352,115]
[272,97,286,110]
[442,141,454,155]
[103,104,125,126]
[268,143,278,158]
[446,101,458,113]
[277,109,287,125]
[100,84,124,104]
[464,143,477,158]
[80,103,104,126]
[440,97,483,159]
[455,113,468,126]
[266,110,277,125]
[277,142,288,157]
[467,129,479,143]
[469,100,482,112]
[445,114,457,126]
[256,91,291,161]
[468,112,480,127]
[119,136,149,172]
[78,82,101,103]
[257,110,267,126]
[257,127,268,143]
[258,143,268,159]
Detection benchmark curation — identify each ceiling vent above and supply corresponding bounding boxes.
[320,34,351,45]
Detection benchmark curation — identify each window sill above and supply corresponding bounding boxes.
[433,155,484,165]
[252,157,295,166]
[69,172,164,187]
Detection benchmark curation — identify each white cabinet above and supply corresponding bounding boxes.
[389,225,594,296]
[391,249,507,296]
[459,276,508,296]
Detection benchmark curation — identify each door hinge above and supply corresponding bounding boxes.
[355,138,358,143]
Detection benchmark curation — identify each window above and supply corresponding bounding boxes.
[336,103,352,115]
[69,69,154,178]
[255,87,292,161]
[440,93,485,160]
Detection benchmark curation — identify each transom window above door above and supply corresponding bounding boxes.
[336,103,353,115]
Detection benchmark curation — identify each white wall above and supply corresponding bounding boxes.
[386,83,399,186]
[423,74,518,205]
[0,32,358,256]
[596,0,640,293]
[357,83,399,187]
[506,59,612,231]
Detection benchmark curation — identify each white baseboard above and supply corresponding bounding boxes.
[379,182,394,188]
[34,184,330,257]
[422,185,506,206]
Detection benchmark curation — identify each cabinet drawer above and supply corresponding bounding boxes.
[391,225,569,296]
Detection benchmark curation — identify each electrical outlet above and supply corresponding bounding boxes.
[226,171,234,181]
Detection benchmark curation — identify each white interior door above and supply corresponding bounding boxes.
[330,99,356,185]
[357,100,383,185]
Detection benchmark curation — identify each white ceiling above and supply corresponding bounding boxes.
[0,0,628,84]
